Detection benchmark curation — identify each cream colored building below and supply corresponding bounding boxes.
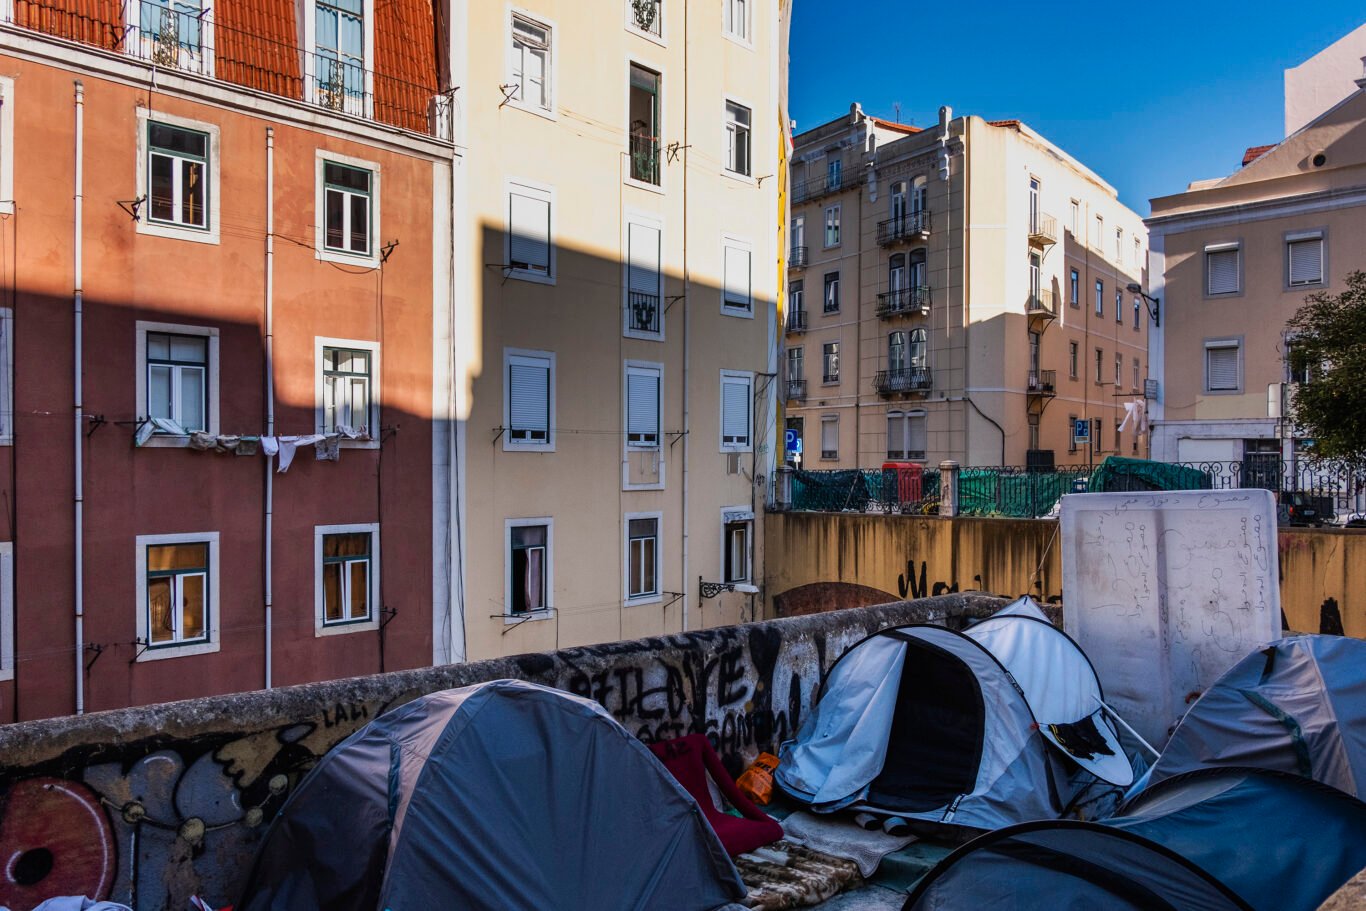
[445,0,791,661]
[1148,36,1366,469]
[783,105,1149,471]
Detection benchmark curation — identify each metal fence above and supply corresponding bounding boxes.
[785,459,1366,522]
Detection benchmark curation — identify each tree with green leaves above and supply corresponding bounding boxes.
[1285,270,1366,468]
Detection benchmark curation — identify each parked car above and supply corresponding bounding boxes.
[1279,492,1333,526]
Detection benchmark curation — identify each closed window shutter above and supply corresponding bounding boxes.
[627,370,659,445]
[886,412,903,458]
[1288,239,1322,285]
[908,414,927,457]
[628,223,660,295]
[509,192,550,273]
[821,418,837,455]
[509,361,549,439]
[722,378,749,445]
[724,245,750,309]
[1207,249,1239,294]
[1207,346,1239,391]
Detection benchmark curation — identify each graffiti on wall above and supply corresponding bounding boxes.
[896,557,1061,604]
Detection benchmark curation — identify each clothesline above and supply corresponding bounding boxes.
[134,418,372,473]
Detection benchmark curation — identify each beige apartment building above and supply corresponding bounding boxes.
[447,0,791,661]
[1147,30,1366,470]
[783,105,1149,471]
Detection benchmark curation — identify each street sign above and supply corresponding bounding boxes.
[791,438,803,454]
[1144,378,1159,400]
[1073,418,1091,445]
[785,429,797,450]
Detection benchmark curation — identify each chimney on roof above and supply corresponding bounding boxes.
[850,102,863,124]
[1356,56,1366,90]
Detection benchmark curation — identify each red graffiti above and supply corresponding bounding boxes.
[0,778,115,908]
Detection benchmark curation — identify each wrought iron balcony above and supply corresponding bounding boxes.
[1026,289,1056,316]
[792,172,857,204]
[629,132,661,185]
[1027,369,1057,395]
[628,291,661,334]
[1028,213,1058,247]
[786,310,808,333]
[785,379,807,402]
[790,246,809,268]
[875,367,933,395]
[628,0,661,36]
[876,286,932,318]
[876,211,932,245]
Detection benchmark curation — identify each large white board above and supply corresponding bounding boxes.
[1060,489,1280,749]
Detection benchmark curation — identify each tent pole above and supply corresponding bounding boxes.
[1097,698,1160,759]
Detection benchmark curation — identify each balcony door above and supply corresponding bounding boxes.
[888,331,907,373]
[890,181,907,224]
[888,253,906,294]
[909,328,927,368]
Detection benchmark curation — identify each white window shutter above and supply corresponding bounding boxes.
[1207,249,1239,294]
[628,223,661,296]
[1288,239,1322,285]
[821,417,837,454]
[724,245,750,308]
[509,360,549,438]
[1207,346,1239,391]
[908,413,927,457]
[886,412,903,457]
[722,377,750,445]
[627,370,659,445]
[509,192,550,272]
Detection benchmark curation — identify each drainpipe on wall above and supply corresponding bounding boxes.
[263,127,275,689]
[73,80,85,715]
[680,0,690,633]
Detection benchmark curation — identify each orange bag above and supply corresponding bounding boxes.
[736,752,780,805]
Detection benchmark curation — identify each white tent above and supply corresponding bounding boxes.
[776,598,1131,830]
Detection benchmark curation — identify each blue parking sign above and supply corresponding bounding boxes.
[785,429,797,450]
[1073,419,1091,444]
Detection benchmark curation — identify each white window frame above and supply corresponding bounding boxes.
[623,360,665,490]
[1095,279,1104,317]
[1068,341,1078,380]
[823,204,841,248]
[1286,230,1326,289]
[1204,242,1242,297]
[1204,338,1243,394]
[0,77,14,215]
[314,336,380,448]
[720,506,753,584]
[505,517,554,621]
[822,341,840,384]
[127,0,216,75]
[624,59,666,193]
[624,510,663,605]
[0,542,11,681]
[723,97,753,178]
[314,522,380,636]
[314,150,380,266]
[722,0,751,46]
[503,348,556,452]
[721,235,754,317]
[624,212,665,339]
[624,0,665,44]
[506,9,556,119]
[134,531,221,662]
[135,320,221,447]
[505,178,556,284]
[0,308,11,446]
[719,369,754,452]
[302,0,376,118]
[820,413,838,460]
[135,108,221,245]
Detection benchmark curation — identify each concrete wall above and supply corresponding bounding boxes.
[765,512,1366,637]
[0,592,1004,910]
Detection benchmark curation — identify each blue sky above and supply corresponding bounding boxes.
[788,3,1365,213]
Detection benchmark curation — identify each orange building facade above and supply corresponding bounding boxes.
[0,0,456,717]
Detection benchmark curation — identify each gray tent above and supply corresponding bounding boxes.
[1139,634,1366,798]
[239,679,746,911]
[775,598,1131,831]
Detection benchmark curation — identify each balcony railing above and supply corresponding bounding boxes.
[7,0,453,139]
[876,286,932,318]
[1026,289,1056,316]
[1028,213,1058,247]
[793,172,857,203]
[786,309,808,333]
[630,132,661,185]
[789,245,809,268]
[628,291,661,334]
[785,379,807,402]
[1027,369,1057,394]
[628,0,661,36]
[876,211,932,245]
[875,367,933,395]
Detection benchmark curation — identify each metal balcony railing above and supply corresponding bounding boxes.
[785,379,807,402]
[792,172,856,203]
[1026,289,1056,316]
[628,291,661,334]
[875,367,933,394]
[876,211,932,245]
[786,309,808,333]
[1028,213,1058,247]
[789,246,809,268]
[876,286,932,318]
[1027,369,1057,394]
[628,0,661,36]
[7,0,453,139]
[629,132,661,185]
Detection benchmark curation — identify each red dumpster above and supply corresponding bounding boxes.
[882,461,923,509]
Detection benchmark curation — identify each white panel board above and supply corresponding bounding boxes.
[1060,489,1280,750]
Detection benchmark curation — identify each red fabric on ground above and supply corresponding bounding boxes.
[649,733,784,856]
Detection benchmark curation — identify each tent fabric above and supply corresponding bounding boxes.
[649,734,784,856]
[904,768,1366,911]
[1142,635,1366,799]
[1087,455,1213,493]
[776,598,1128,831]
[239,679,746,911]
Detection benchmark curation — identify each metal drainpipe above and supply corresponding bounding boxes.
[73,80,84,714]
[680,0,690,633]
[263,127,275,689]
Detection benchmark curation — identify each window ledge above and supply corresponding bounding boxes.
[136,639,220,662]
[722,170,758,186]
[316,617,380,637]
[137,219,219,246]
[317,247,380,268]
[504,608,555,626]
[504,100,558,123]
[624,328,666,342]
[626,25,666,47]
[506,268,556,286]
[626,594,663,607]
[721,305,755,319]
[624,176,666,196]
[0,202,12,216]
[139,434,193,449]
[722,32,754,51]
